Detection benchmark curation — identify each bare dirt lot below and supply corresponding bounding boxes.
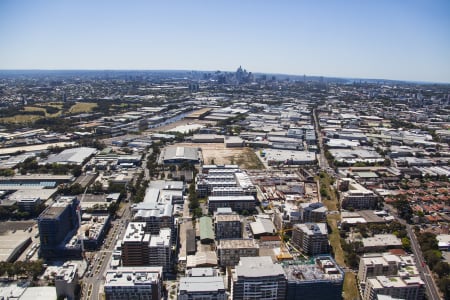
[177,143,265,169]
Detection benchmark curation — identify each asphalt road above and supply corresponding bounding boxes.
[406,224,442,300]
[312,108,329,170]
[81,201,132,300]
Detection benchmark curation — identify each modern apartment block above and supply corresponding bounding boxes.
[104,266,163,300]
[217,239,259,267]
[214,210,242,239]
[232,256,287,300]
[358,253,417,287]
[196,166,256,198]
[55,262,79,300]
[178,268,227,300]
[340,178,379,209]
[283,256,344,300]
[38,196,80,259]
[358,253,422,299]
[149,228,172,272]
[121,222,150,266]
[362,276,425,300]
[132,188,174,234]
[121,222,172,272]
[299,202,327,223]
[292,223,329,255]
[208,195,256,213]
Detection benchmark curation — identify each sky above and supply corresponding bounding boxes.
[0,0,449,83]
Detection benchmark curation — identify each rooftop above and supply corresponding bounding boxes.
[283,257,344,283]
[236,256,284,278]
[105,266,163,287]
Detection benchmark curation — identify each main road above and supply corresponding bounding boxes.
[81,199,132,300]
[406,224,442,300]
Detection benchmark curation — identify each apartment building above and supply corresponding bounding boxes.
[104,267,163,300]
[217,239,259,267]
[292,223,329,255]
[232,256,287,300]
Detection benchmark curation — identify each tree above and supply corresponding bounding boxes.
[72,165,82,177]
[434,262,450,278]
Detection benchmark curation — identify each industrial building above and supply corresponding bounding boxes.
[199,216,215,244]
[178,268,227,300]
[292,223,329,256]
[0,230,32,262]
[38,196,81,259]
[162,146,199,164]
[249,217,276,238]
[283,256,344,300]
[217,239,259,267]
[104,266,163,300]
[43,147,97,165]
[232,256,287,300]
[263,149,316,166]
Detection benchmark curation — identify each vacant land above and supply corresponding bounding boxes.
[0,114,42,123]
[176,143,265,170]
[69,102,98,113]
[343,272,360,300]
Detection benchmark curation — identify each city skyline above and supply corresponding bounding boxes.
[1,0,450,83]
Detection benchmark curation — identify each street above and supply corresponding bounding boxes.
[406,224,442,300]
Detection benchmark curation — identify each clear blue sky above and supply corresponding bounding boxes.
[1,0,449,83]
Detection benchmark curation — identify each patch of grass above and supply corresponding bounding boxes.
[327,213,345,266]
[235,148,265,169]
[23,106,46,113]
[69,102,97,113]
[0,114,42,123]
[343,272,360,300]
[24,105,62,117]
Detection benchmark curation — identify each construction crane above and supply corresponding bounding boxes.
[276,228,294,261]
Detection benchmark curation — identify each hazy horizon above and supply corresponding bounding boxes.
[1,1,449,83]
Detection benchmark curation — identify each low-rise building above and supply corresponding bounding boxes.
[362,235,402,252]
